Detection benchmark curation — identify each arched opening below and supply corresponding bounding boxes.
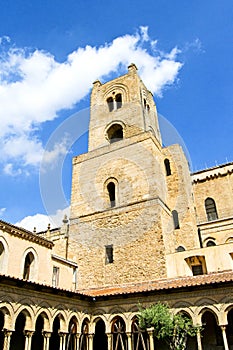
[176,245,185,252]
[67,317,78,350]
[79,319,89,350]
[206,239,216,247]
[107,97,114,112]
[115,94,122,109]
[107,182,116,207]
[93,319,108,350]
[49,316,60,350]
[131,317,149,350]
[107,124,123,144]
[177,312,197,350]
[31,315,44,350]
[0,310,4,350]
[111,316,127,350]
[0,242,4,270]
[10,313,26,350]
[201,311,223,348]
[226,308,233,346]
[205,198,218,221]
[23,252,35,280]
[164,159,171,176]
[172,210,180,229]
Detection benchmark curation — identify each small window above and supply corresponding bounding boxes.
[206,240,216,247]
[105,245,113,264]
[107,124,123,143]
[176,246,185,252]
[107,182,116,207]
[172,210,180,229]
[23,252,34,280]
[205,198,218,221]
[52,266,60,287]
[107,97,114,112]
[192,264,203,276]
[115,93,122,109]
[164,159,171,176]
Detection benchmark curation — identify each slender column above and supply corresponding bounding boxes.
[88,333,94,350]
[196,329,203,350]
[74,333,81,350]
[43,332,51,350]
[24,330,34,350]
[221,326,229,350]
[59,332,67,350]
[126,332,132,350]
[3,330,12,350]
[106,332,112,350]
[147,328,154,350]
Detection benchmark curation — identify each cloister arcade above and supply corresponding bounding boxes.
[1,300,233,350]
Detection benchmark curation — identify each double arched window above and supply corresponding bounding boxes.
[205,198,218,221]
[107,93,122,112]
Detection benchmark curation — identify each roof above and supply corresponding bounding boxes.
[78,270,233,297]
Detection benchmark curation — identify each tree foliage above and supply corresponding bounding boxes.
[138,303,200,350]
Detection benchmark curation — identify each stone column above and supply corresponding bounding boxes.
[147,328,154,350]
[74,333,81,350]
[24,330,34,350]
[3,330,12,350]
[88,333,94,350]
[43,331,51,350]
[106,332,112,350]
[196,329,203,350]
[126,332,132,350]
[59,332,67,350]
[221,326,229,350]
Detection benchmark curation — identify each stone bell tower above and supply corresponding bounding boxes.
[68,64,199,290]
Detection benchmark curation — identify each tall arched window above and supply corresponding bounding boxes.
[23,252,35,280]
[172,210,180,229]
[115,93,122,109]
[164,159,171,176]
[205,198,218,221]
[0,243,5,272]
[107,97,114,112]
[107,124,123,143]
[107,182,116,207]
[111,317,127,350]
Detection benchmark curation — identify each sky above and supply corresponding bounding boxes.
[0,0,232,231]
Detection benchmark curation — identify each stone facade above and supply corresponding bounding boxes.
[0,65,233,350]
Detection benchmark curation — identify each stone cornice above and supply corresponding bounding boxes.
[0,220,53,249]
[192,162,233,183]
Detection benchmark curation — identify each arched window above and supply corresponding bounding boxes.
[206,240,216,247]
[172,210,180,229]
[164,159,171,176]
[205,198,218,221]
[23,252,35,280]
[107,124,123,143]
[176,245,185,252]
[107,182,116,207]
[115,93,122,109]
[107,97,114,112]
[0,242,5,272]
[111,317,127,350]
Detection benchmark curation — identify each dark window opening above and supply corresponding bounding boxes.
[52,266,60,287]
[164,159,171,176]
[205,197,218,221]
[143,99,146,109]
[115,94,122,109]
[172,210,180,229]
[206,240,216,247]
[105,245,113,264]
[23,252,34,280]
[176,245,185,252]
[192,264,203,276]
[107,124,123,144]
[107,97,114,112]
[107,182,116,207]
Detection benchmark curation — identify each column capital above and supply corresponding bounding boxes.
[24,330,34,337]
[88,332,94,339]
[59,332,67,337]
[3,330,12,337]
[220,325,227,330]
[43,331,52,338]
[147,327,154,335]
[126,331,132,338]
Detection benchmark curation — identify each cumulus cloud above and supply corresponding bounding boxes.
[0,27,182,175]
[15,207,70,232]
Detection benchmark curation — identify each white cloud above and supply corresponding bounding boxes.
[0,28,182,174]
[15,207,70,232]
[0,208,6,217]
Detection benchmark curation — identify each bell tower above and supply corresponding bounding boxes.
[88,63,162,151]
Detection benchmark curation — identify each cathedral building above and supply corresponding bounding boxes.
[0,64,233,350]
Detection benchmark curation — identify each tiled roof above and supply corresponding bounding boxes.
[78,270,233,297]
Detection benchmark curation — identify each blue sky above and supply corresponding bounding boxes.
[0,0,232,230]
